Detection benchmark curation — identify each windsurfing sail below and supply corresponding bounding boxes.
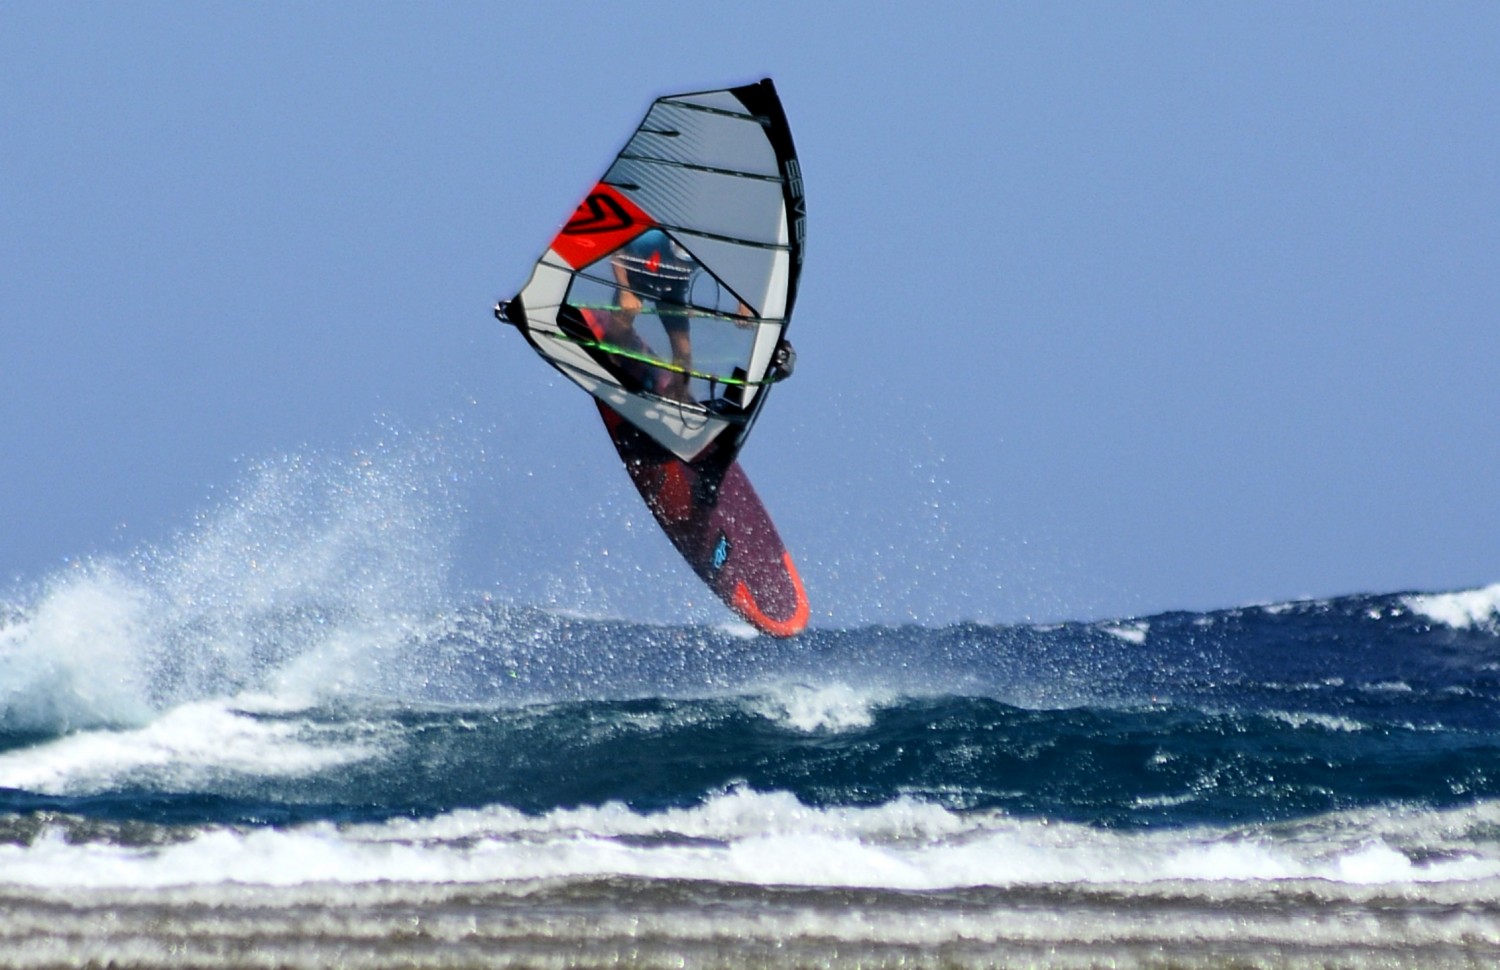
[496,78,804,466]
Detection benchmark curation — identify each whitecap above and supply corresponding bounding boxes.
[1402,583,1500,631]
[1264,710,1366,732]
[7,790,1500,897]
[1100,621,1149,645]
[744,682,895,732]
[0,699,380,795]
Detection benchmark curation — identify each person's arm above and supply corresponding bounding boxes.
[612,257,641,317]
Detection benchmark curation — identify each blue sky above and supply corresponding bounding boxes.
[3,3,1497,626]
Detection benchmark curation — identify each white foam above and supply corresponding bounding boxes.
[0,699,378,795]
[1265,710,1366,732]
[745,682,894,732]
[1403,583,1500,631]
[715,617,762,640]
[1100,621,1149,645]
[6,788,1500,897]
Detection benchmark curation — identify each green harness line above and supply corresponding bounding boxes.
[543,327,787,388]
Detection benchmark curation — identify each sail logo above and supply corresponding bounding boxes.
[551,182,653,270]
[784,158,806,262]
[565,193,635,235]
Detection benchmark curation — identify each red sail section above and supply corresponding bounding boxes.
[550,182,654,270]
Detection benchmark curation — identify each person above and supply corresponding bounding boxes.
[608,229,703,401]
[598,228,792,401]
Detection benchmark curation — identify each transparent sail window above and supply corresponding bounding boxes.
[563,233,759,407]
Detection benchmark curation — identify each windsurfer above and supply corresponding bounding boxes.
[512,224,795,401]
[608,229,771,401]
[610,229,698,400]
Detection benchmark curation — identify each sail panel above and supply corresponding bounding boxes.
[605,161,786,242]
[662,88,756,115]
[617,102,782,178]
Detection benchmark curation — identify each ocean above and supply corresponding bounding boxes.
[3,455,1500,967]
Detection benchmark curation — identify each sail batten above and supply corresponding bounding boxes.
[614,153,785,183]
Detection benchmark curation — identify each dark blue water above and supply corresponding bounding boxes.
[4,589,1498,831]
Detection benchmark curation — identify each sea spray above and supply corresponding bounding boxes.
[0,427,462,735]
[0,562,156,734]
